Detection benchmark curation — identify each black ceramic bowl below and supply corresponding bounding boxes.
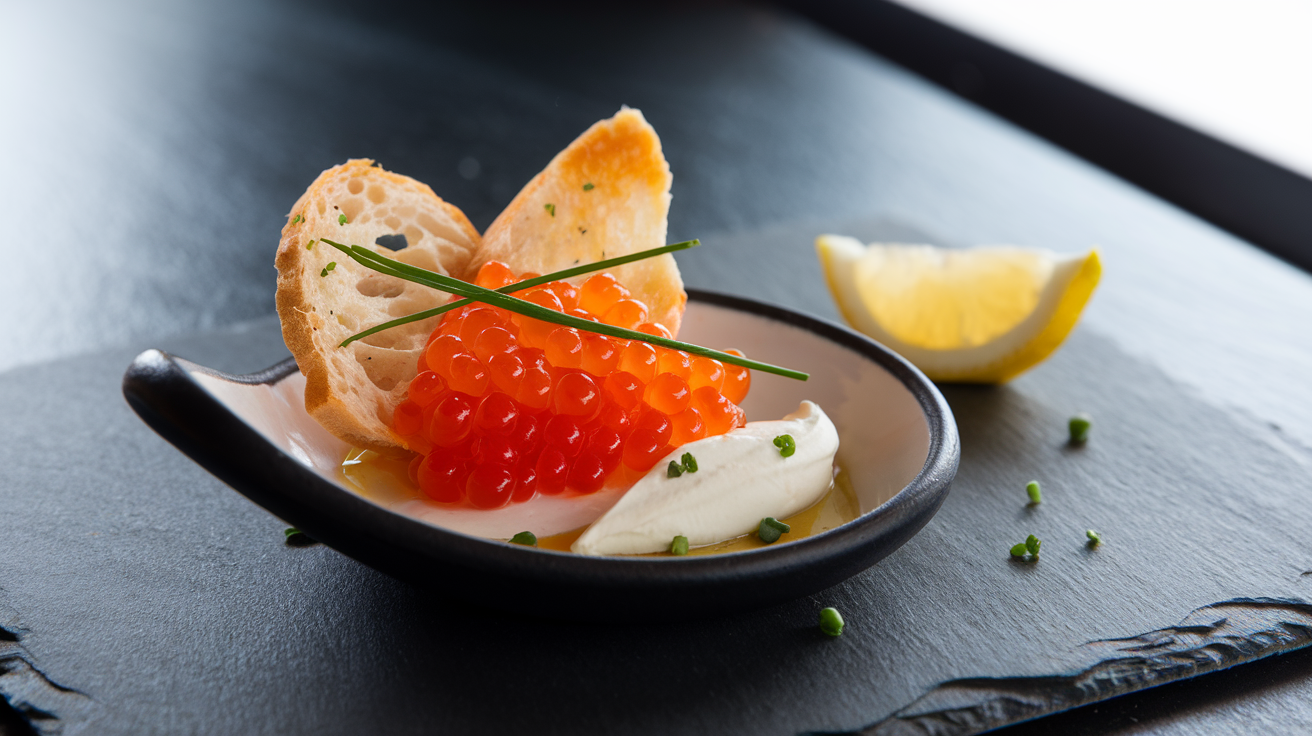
[123,290,958,620]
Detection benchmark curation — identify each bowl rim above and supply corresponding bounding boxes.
[123,289,958,603]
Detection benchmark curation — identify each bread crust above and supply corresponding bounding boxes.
[275,159,480,451]
[467,108,686,335]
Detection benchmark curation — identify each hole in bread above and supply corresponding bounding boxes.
[356,273,406,299]
[393,246,438,270]
[367,184,386,204]
[361,332,400,349]
[433,240,474,275]
[375,233,408,250]
[404,225,423,246]
[347,178,364,195]
[385,288,440,317]
[354,344,416,393]
[417,213,465,245]
[385,297,422,318]
[341,198,364,223]
[396,205,416,218]
[384,215,401,229]
[316,201,327,215]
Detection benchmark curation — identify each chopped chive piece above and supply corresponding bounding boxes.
[680,452,698,473]
[758,517,790,543]
[819,607,844,637]
[306,239,315,250]
[321,238,808,380]
[544,203,555,217]
[1025,534,1041,556]
[284,527,315,545]
[1069,414,1092,444]
[320,261,337,277]
[667,461,683,478]
[773,434,796,457]
[670,535,689,556]
[1086,529,1102,545]
[509,531,537,546]
[1010,542,1028,558]
[582,182,594,191]
[1026,480,1042,504]
[338,213,347,225]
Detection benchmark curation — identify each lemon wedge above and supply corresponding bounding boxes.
[816,235,1101,383]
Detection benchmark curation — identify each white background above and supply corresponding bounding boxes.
[896,0,1312,179]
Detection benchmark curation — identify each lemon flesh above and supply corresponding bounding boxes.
[817,235,1101,383]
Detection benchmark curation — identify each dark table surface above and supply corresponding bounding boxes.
[6,1,1312,734]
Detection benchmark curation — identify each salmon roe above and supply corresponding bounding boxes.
[396,261,751,509]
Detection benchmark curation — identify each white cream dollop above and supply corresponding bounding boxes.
[572,400,840,556]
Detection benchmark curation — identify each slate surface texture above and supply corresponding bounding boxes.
[4,1,1312,734]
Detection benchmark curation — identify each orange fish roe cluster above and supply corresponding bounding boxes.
[390,261,750,509]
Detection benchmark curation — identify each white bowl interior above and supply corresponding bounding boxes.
[189,301,930,539]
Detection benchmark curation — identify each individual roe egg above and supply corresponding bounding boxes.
[721,349,751,404]
[409,370,448,407]
[644,372,691,415]
[602,299,648,330]
[554,372,601,418]
[545,327,584,369]
[580,273,629,316]
[467,464,515,509]
[689,357,725,392]
[581,334,620,376]
[619,341,658,383]
[475,260,517,289]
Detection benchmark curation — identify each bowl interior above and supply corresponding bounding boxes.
[187,299,931,544]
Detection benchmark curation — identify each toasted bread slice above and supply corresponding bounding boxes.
[467,108,686,335]
[275,159,480,452]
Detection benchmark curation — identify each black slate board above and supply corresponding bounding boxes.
[6,0,1312,733]
[3,219,1312,735]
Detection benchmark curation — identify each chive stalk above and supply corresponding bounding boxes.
[337,240,699,347]
[323,239,809,381]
